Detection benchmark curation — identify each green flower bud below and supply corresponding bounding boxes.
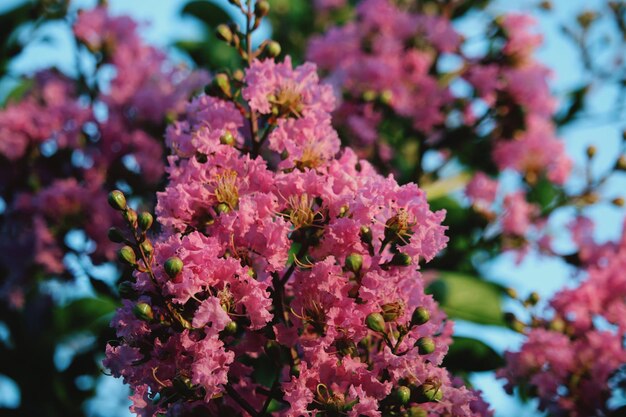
[138,212,153,231]
[216,203,230,214]
[345,253,363,273]
[108,190,127,211]
[280,149,289,160]
[393,386,411,405]
[526,291,540,306]
[214,73,232,97]
[264,340,282,363]
[216,24,233,44]
[254,1,270,18]
[360,225,373,245]
[220,131,235,146]
[411,306,430,326]
[232,69,244,81]
[140,240,154,257]
[380,89,393,105]
[118,281,136,299]
[415,337,435,355]
[266,40,281,58]
[164,256,183,278]
[504,312,525,333]
[223,321,238,335]
[362,90,377,102]
[416,381,443,403]
[133,302,154,321]
[366,312,386,333]
[548,317,566,332]
[390,252,412,266]
[617,155,626,171]
[381,302,404,322]
[118,246,137,266]
[505,287,518,299]
[124,209,137,226]
[407,406,428,417]
[107,227,125,243]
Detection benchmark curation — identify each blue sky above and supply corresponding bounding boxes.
[1,0,625,415]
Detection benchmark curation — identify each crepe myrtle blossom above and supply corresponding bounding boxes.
[499,224,626,417]
[307,0,572,262]
[0,7,206,305]
[105,57,492,417]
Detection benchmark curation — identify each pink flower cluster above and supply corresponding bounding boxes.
[498,225,626,416]
[307,0,572,255]
[0,7,206,305]
[105,58,492,417]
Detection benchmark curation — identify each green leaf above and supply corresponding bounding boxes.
[54,297,118,336]
[443,336,504,373]
[1,78,33,107]
[181,0,232,29]
[427,272,506,326]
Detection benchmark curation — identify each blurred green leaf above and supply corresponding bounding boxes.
[1,78,33,107]
[54,297,118,335]
[427,271,506,326]
[443,336,504,373]
[181,0,232,29]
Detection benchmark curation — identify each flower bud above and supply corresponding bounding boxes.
[124,209,137,226]
[549,317,566,333]
[612,197,624,207]
[216,24,233,44]
[164,256,183,278]
[108,190,127,211]
[254,1,270,18]
[264,340,282,363]
[138,212,153,231]
[526,291,540,306]
[366,312,386,333]
[216,202,230,214]
[381,302,404,322]
[617,155,626,171]
[220,131,235,146]
[265,41,281,58]
[504,312,525,333]
[223,321,238,336]
[415,381,443,403]
[140,240,154,257]
[118,281,136,299]
[107,227,125,243]
[410,306,430,326]
[360,225,373,245]
[118,246,137,266]
[214,73,232,97]
[133,302,154,321]
[586,145,596,159]
[407,406,428,417]
[390,252,412,266]
[345,253,363,273]
[380,89,393,105]
[393,386,411,405]
[505,287,518,299]
[227,0,241,6]
[232,69,244,81]
[362,90,377,102]
[415,337,435,355]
